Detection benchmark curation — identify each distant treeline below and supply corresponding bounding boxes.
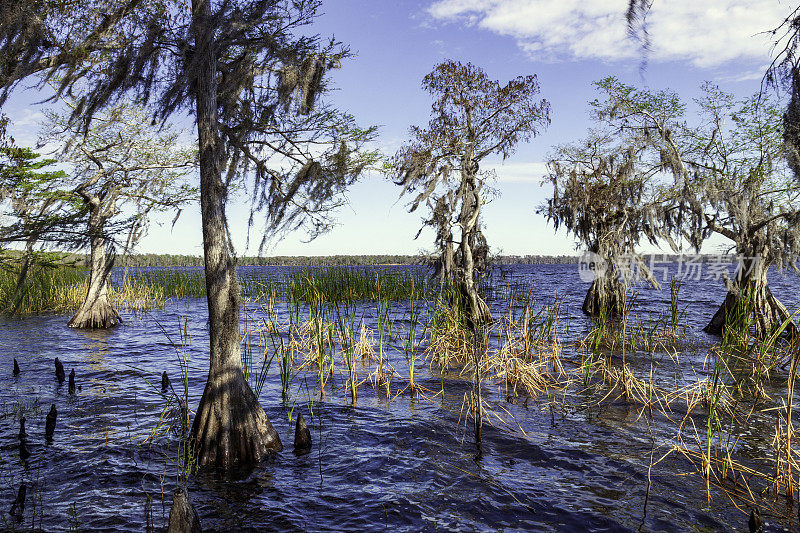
[113,253,582,267]
[495,255,579,265]
[111,254,430,267]
[494,254,740,265]
[105,252,739,267]
[2,251,741,268]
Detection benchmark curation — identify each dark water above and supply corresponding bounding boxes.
[1,263,799,531]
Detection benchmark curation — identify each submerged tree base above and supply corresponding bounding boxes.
[67,299,122,329]
[704,282,799,339]
[582,277,626,318]
[458,280,492,328]
[189,367,282,470]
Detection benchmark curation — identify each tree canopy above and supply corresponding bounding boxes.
[392,60,550,326]
[0,0,378,470]
[551,76,800,334]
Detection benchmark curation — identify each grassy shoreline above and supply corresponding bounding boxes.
[0,264,441,315]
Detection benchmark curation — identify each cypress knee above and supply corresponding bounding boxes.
[167,488,202,533]
[45,404,56,443]
[294,412,312,454]
[9,483,25,519]
[54,358,65,384]
[19,440,30,462]
[748,508,762,533]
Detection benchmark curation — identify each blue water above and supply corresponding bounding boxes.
[0,263,798,531]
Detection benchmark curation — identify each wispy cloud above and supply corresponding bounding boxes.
[5,108,46,148]
[427,0,782,68]
[10,108,45,128]
[717,64,772,83]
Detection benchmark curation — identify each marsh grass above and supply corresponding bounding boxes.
[774,342,800,500]
[0,265,171,315]
[0,265,438,317]
[247,272,433,404]
[420,278,800,515]
[284,267,434,302]
[126,264,800,520]
[121,269,207,299]
[0,266,87,314]
[123,266,435,302]
[487,294,567,399]
[645,300,800,508]
[426,283,472,369]
[28,260,795,521]
[579,291,692,356]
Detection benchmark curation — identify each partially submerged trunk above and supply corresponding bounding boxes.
[167,488,202,533]
[704,257,798,339]
[582,271,627,318]
[68,213,120,329]
[188,1,282,471]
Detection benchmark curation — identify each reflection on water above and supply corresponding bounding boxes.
[0,263,797,530]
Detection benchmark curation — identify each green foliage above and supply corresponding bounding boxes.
[0,146,82,247]
[42,102,197,253]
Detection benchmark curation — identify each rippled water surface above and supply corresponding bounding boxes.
[1,263,800,531]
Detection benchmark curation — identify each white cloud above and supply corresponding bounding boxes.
[489,161,548,183]
[427,0,782,68]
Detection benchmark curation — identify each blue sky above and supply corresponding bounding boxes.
[2,0,784,257]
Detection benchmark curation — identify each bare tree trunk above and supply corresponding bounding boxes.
[434,235,455,282]
[704,258,798,339]
[68,210,121,328]
[188,0,282,471]
[458,171,491,328]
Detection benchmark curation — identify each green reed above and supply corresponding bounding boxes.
[704,359,725,480]
[262,327,293,404]
[149,318,197,483]
[669,277,686,336]
[527,294,563,345]
[403,295,423,392]
[0,265,87,314]
[242,316,274,400]
[376,295,393,397]
[334,300,359,402]
[283,267,434,302]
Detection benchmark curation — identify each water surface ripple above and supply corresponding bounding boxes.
[0,263,798,531]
